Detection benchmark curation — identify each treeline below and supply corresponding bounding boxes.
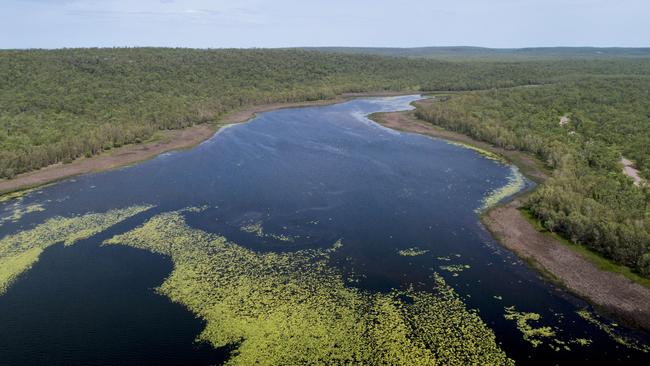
[2,48,650,178]
[416,77,650,276]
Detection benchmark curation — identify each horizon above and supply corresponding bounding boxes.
[3,46,650,51]
[1,0,649,49]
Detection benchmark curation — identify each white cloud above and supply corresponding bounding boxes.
[1,0,649,48]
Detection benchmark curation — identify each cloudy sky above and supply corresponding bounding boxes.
[1,0,648,49]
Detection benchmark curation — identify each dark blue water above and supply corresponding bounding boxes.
[0,96,647,364]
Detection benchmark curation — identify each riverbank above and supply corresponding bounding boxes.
[0,95,392,196]
[370,99,549,183]
[371,100,650,332]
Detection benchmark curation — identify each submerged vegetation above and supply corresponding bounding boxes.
[105,209,513,365]
[0,205,152,294]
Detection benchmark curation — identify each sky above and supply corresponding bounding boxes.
[0,0,648,49]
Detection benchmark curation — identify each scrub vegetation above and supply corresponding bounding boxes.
[105,209,513,365]
[0,205,153,294]
[416,77,650,277]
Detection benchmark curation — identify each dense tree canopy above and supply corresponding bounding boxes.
[416,77,650,276]
[2,48,650,178]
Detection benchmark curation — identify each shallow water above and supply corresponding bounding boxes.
[0,95,647,364]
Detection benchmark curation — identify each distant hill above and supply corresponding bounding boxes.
[300,47,650,60]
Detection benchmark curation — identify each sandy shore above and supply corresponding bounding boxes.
[371,100,650,331]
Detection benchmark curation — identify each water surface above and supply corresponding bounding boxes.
[0,95,647,364]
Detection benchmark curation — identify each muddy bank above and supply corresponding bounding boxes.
[484,199,650,331]
[371,102,650,332]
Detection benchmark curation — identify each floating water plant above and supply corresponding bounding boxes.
[182,205,210,213]
[439,264,471,277]
[504,306,556,347]
[577,309,649,352]
[478,166,525,212]
[572,338,592,346]
[446,141,504,162]
[398,247,429,256]
[106,210,513,365]
[240,220,295,242]
[0,205,153,294]
[1,202,45,226]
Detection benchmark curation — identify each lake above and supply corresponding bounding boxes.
[0,95,647,365]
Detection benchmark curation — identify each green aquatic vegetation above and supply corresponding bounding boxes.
[182,205,210,213]
[549,339,572,352]
[504,306,556,347]
[478,166,525,212]
[0,205,153,294]
[446,141,504,162]
[439,264,471,277]
[240,221,264,236]
[399,247,430,257]
[0,188,39,204]
[572,338,592,346]
[105,210,513,365]
[240,221,295,243]
[577,309,649,352]
[1,202,45,226]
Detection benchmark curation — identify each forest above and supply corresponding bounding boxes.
[1,48,650,278]
[416,77,650,277]
[2,48,650,179]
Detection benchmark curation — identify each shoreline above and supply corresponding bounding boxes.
[371,101,650,332]
[4,92,649,330]
[0,93,408,197]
